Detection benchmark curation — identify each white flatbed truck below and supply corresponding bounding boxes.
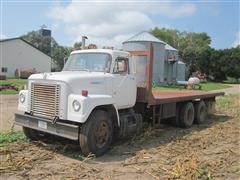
[15,44,224,156]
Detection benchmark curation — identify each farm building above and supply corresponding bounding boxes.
[122,31,166,85]
[176,61,186,81]
[0,37,52,77]
[163,43,178,84]
[122,31,186,85]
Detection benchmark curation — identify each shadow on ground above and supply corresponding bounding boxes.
[29,113,231,163]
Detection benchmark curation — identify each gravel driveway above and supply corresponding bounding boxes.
[0,94,21,132]
[211,84,240,95]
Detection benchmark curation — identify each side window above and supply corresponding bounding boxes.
[113,58,129,74]
[1,67,7,73]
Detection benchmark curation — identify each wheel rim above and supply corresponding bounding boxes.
[186,107,194,125]
[95,121,109,148]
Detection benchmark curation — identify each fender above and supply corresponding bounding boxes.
[67,94,119,125]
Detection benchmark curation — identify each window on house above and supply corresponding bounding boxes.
[1,67,7,73]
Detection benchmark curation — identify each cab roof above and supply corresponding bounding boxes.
[71,49,129,56]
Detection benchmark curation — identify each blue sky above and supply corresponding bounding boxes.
[1,1,239,49]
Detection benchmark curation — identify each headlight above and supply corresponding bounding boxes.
[72,100,81,112]
[20,93,25,103]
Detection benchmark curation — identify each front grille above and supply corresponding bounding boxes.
[31,83,60,120]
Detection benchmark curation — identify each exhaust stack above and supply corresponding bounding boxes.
[82,36,88,49]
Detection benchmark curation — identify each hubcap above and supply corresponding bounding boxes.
[95,121,109,148]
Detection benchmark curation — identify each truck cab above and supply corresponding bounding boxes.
[16,49,142,156]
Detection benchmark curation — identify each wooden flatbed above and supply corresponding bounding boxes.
[151,90,224,104]
[136,89,224,127]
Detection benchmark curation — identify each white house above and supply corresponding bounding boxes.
[0,38,52,77]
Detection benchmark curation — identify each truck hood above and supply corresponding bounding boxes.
[29,71,113,94]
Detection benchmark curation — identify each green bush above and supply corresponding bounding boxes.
[0,131,26,143]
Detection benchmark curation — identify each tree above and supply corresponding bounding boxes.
[87,44,97,49]
[221,48,240,82]
[151,27,180,49]
[208,49,227,81]
[22,31,71,70]
[207,47,240,82]
[73,42,82,50]
[51,45,72,70]
[22,31,52,55]
[151,28,211,77]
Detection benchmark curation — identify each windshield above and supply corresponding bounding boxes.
[63,53,111,72]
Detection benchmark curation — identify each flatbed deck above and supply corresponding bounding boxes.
[151,90,224,104]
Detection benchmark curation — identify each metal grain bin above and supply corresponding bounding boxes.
[122,31,166,86]
[164,44,178,84]
[176,61,186,81]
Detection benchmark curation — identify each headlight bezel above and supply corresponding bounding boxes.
[72,100,81,112]
[19,93,25,103]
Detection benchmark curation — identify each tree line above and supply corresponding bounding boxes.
[22,28,240,82]
[151,27,240,82]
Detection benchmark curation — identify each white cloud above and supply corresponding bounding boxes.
[233,31,240,47]
[0,33,8,39]
[47,1,196,48]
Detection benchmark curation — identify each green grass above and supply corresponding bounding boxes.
[216,94,236,108]
[199,82,231,91]
[223,77,240,84]
[0,131,26,143]
[0,78,27,94]
[153,82,231,91]
[216,93,240,117]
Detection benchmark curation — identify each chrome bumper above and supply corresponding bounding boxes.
[15,113,79,140]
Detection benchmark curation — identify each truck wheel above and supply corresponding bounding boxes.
[23,127,49,141]
[172,105,180,127]
[206,100,215,114]
[79,110,113,157]
[194,101,207,124]
[179,102,195,128]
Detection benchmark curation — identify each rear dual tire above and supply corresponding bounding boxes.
[177,101,207,128]
[194,101,207,124]
[179,102,195,128]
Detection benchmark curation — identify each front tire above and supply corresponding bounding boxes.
[79,110,113,157]
[23,127,49,141]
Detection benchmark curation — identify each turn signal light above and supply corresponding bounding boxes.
[82,90,88,97]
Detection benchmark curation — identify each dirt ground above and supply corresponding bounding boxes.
[0,94,21,132]
[211,84,240,95]
[0,85,239,179]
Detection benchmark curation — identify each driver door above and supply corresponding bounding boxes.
[112,57,136,109]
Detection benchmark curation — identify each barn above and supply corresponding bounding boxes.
[0,37,52,77]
